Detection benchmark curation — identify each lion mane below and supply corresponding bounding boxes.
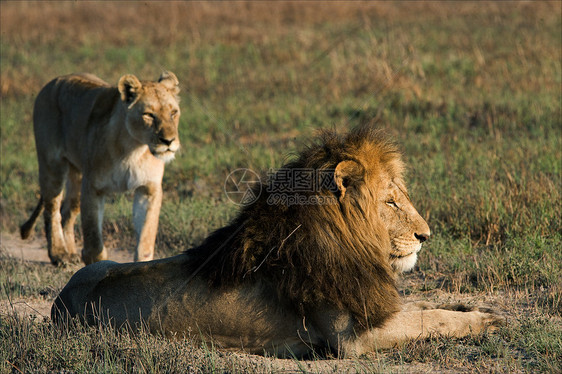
[187,126,402,329]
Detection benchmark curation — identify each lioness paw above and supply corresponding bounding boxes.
[51,253,81,267]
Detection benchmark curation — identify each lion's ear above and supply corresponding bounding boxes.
[158,71,180,96]
[334,160,365,200]
[118,74,142,104]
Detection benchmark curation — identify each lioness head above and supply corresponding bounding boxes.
[118,72,181,162]
[333,134,431,273]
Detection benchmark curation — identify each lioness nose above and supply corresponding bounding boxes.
[414,232,430,243]
[159,137,175,146]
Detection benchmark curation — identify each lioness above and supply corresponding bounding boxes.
[52,126,501,357]
[20,72,181,265]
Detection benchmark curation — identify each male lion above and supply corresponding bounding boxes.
[20,72,181,265]
[52,126,501,357]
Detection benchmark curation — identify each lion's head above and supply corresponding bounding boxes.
[118,72,181,162]
[332,130,431,274]
[188,126,430,329]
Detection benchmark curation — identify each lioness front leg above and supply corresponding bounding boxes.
[344,306,503,355]
[80,184,107,265]
[132,183,162,262]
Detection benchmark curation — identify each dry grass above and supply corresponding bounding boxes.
[2,1,558,98]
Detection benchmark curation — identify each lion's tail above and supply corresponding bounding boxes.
[20,197,44,240]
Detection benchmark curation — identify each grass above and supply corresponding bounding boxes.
[1,1,561,373]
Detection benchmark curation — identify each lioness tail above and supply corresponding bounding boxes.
[20,197,44,239]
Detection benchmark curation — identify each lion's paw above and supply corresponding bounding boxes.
[436,303,476,312]
[477,307,507,331]
[433,303,506,334]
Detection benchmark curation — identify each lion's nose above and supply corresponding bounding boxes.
[159,137,175,146]
[414,232,430,243]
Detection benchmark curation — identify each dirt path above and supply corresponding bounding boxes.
[0,232,134,264]
[0,232,135,320]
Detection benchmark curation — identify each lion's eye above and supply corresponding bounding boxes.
[386,200,398,209]
[143,113,155,122]
[171,109,178,118]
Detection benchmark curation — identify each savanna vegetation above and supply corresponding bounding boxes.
[1,2,560,372]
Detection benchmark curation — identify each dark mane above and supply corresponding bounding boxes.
[186,126,404,329]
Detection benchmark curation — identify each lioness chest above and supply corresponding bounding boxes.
[91,146,164,194]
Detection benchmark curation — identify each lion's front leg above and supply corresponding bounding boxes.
[80,183,108,265]
[132,183,162,262]
[344,305,503,355]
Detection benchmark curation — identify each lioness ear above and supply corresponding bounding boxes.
[118,74,142,104]
[158,71,180,95]
[334,160,365,200]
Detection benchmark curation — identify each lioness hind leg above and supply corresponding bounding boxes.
[61,164,82,263]
[43,189,70,266]
[36,155,76,266]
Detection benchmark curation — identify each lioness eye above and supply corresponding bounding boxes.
[171,109,178,118]
[143,113,155,121]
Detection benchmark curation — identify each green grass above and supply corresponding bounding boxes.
[1,2,560,372]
